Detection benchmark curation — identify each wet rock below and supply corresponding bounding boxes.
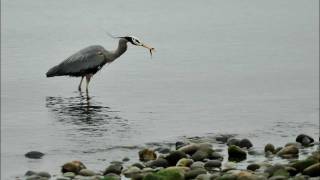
[122,157,130,162]
[209,152,224,161]
[103,164,123,175]
[277,145,299,158]
[165,150,187,166]
[155,147,171,154]
[227,138,241,147]
[268,175,288,180]
[246,163,260,171]
[215,135,231,143]
[138,148,157,162]
[36,171,51,178]
[264,143,275,154]
[25,151,44,159]
[204,160,222,170]
[216,173,237,180]
[132,162,145,169]
[302,163,320,177]
[192,149,210,161]
[185,168,207,179]
[195,174,213,180]
[290,158,318,172]
[191,161,205,170]
[55,176,71,180]
[176,141,189,150]
[103,173,121,180]
[62,161,86,174]
[123,166,141,178]
[228,145,247,162]
[63,172,76,178]
[144,168,185,180]
[25,170,37,176]
[79,169,95,176]
[176,158,193,167]
[239,139,253,149]
[236,171,266,180]
[296,134,314,146]
[25,175,48,180]
[223,162,237,171]
[274,147,283,154]
[284,166,298,176]
[145,158,169,168]
[264,164,288,177]
[178,144,199,155]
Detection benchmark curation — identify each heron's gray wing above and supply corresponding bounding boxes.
[47,46,108,77]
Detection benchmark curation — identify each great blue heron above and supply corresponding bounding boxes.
[46,35,154,93]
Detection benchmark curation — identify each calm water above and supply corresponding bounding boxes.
[1,0,319,179]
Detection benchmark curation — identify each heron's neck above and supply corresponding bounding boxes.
[110,39,128,60]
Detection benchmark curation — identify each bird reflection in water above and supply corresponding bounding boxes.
[45,92,129,137]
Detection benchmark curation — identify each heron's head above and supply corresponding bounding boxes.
[123,36,155,56]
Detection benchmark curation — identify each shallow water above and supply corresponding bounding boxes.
[1,0,319,179]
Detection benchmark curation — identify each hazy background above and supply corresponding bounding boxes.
[1,0,319,179]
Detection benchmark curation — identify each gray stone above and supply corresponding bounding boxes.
[246,163,260,171]
[239,138,253,149]
[131,162,145,169]
[228,145,247,162]
[165,150,187,166]
[36,171,51,178]
[122,157,130,162]
[145,158,169,168]
[176,141,189,150]
[209,152,223,161]
[227,138,241,147]
[264,143,275,154]
[25,175,48,180]
[302,163,320,177]
[79,169,96,176]
[103,164,123,175]
[25,151,44,159]
[63,172,76,178]
[25,170,37,176]
[103,173,121,180]
[296,134,314,146]
[176,158,194,167]
[191,161,205,170]
[277,145,299,158]
[185,168,207,179]
[204,160,222,169]
[195,174,212,180]
[122,166,141,178]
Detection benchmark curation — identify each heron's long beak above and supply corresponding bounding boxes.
[142,43,155,57]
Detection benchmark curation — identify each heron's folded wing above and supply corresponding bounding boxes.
[56,47,107,75]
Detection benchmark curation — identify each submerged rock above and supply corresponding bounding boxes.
[290,158,318,172]
[25,151,44,159]
[138,148,157,162]
[228,145,247,162]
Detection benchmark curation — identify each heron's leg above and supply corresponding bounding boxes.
[78,76,84,91]
[85,74,93,93]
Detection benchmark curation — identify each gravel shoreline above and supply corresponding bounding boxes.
[23,134,319,180]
